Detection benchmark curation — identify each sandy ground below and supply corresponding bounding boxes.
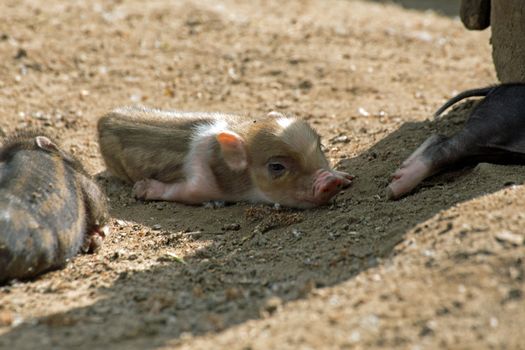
[0,0,523,349]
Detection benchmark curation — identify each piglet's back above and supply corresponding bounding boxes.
[0,140,87,282]
[97,106,236,183]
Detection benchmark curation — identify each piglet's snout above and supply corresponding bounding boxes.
[313,170,351,202]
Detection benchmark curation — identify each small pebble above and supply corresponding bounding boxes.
[328,231,341,240]
[115,219,128,227]
[263,296,282,315]
[495,230,523,246]
[358,107,370,117]
[331,135,350,144]
[291,228,304,238]
[348,330,361,343]
[227,67,240,83]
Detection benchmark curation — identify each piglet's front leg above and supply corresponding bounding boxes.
[133,179,221,205]
[387,135,448,200]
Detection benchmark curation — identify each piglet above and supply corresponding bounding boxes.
[0,132,110,283]
[98,107,353,208]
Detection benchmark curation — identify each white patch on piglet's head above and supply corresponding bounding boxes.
[276,118,329,170]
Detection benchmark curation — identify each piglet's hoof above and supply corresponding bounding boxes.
[81,233,103,254]
[333,170,355,185]
[81,225,110,254]
[132,179,149,199]
[387,158,431,200]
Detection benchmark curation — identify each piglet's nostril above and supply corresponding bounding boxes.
[318,177,341,194]
[313,170,352,202]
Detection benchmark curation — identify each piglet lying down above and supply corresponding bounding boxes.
[388,83,525,200]
[98,108,352,208]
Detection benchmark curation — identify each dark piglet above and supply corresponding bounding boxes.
[0,132,110,283]
[388,83,525,199]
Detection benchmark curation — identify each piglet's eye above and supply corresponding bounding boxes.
[267,162,286,178]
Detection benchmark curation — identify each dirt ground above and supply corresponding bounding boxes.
[0,0,523,349]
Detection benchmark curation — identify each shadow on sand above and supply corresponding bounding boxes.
[1,102,524,350]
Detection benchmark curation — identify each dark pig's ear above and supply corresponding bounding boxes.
[216,131,248,171]
[35,136,60,153]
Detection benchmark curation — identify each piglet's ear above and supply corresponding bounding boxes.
[35,136,59,153]
[217,131,248,171]
[267,111,285,118]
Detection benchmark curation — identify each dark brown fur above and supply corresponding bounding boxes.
[0,132,110,283]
